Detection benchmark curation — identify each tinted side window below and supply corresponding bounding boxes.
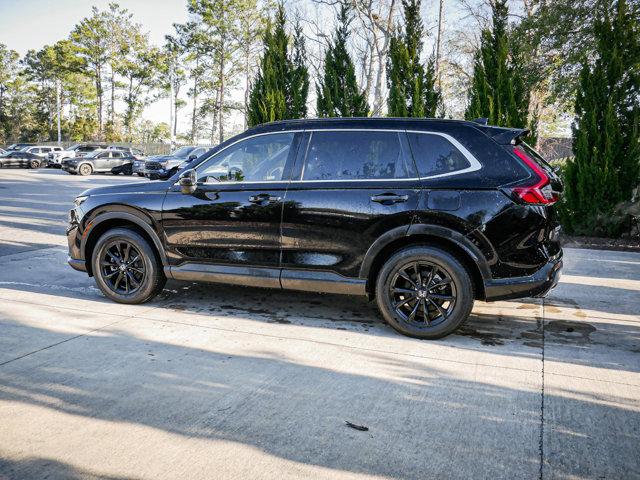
[303,131,411,181]
[408,133,471,178]
[199,133,294,182]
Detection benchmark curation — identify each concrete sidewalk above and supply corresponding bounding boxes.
[0,169,638,479]
[0,246,638,479]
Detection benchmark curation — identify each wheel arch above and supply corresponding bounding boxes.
[81,210,167,276]
[361,224,489,300]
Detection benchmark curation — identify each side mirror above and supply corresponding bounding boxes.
[179,169,197,194]
[188,154,198,160]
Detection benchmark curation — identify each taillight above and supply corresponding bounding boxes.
[510,146,558,205]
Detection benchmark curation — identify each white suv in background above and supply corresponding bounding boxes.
[21,145,63,159]
[47,144,107,167]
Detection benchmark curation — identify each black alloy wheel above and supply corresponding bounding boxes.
[99,240,146,295]
[92,228,166,304]
[389,261,457,327]
[122,163,133,175]
[376,246,474,339]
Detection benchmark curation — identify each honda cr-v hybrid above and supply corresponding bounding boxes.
[67,118,563,339]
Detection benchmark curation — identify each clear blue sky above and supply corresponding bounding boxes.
[0,0,189,55]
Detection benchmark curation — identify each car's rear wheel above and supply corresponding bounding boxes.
[91,228,165,304]
[29,159,40,169]
[121,163,133,175]
[78,163,93,176]
[375,246,474,339]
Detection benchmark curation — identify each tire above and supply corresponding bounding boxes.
[91,228,166,304]
[121,164,133,175]
[137,173,144,177]
[78,163,93,176]
[29,159,40,169]
[375,246,474,339]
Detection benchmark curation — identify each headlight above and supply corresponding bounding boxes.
[73,196,88,207]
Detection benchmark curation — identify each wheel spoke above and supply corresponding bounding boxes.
[429,293,454,301]
[392,287,415,294]
[421,299,431,326]
[126,271,140,288]
[127,255,140,265]
[123,243,132,262]
[408,300,420,321]
[424,266,435,287]
[429,278,452,290]
[413,263,422,286]
[393,296,416,310]
[104,270,119,278]
[114,272,124,290]
[427,298,448,319]
[398,271,418,289]
[128,267,144,275]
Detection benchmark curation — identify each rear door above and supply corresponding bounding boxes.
[281,129,420,287]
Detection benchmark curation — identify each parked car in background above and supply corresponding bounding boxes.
[0,150,44,168]
[66,117,563,339]
[48,143,108,166]
[0,148,5,155]
[143,146,208,180]
[6,143,35,151]
[21,145,63,159]
[62,150,136,176]
[109,146,145,160]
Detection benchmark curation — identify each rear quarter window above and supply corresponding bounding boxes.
[407,132,475,178]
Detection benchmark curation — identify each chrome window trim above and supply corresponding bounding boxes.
[174,127,481,186]
[405,129,482,179]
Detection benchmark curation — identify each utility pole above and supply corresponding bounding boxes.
[435,0,444,88]
[169,68,176,148]
[56,79,62,145]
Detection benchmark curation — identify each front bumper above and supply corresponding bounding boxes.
[67,219,87,272]
[483,251,563,302]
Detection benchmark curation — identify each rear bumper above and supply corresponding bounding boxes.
[484,251,562,302]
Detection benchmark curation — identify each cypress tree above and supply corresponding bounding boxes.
[289,19,310,119]
[247,4,309,126]
[387,0,442,118]
[316,3,369,117]
[561,0,640,235]
[464,0,533,135]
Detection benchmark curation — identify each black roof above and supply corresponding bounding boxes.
[246,117,527,144]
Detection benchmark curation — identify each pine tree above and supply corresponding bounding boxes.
[464,0,532,134]
[247,5,309,127]
[247,5,288,126]
[387,0,442,118]
[288,18,310,119]
[561,0,640,236]
[316,3,369,117]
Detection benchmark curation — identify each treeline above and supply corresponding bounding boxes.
[0,0,638,235]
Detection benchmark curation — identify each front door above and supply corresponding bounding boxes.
[161,132,301,287]
[281,129,420,288]
[93,151,111,170]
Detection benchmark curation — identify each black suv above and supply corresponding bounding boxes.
[67,118,563,339]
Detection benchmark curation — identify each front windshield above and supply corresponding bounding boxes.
[172,146,195,158]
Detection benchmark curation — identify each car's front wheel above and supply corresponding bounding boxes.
[78,163,93,176]
[375,246,474,339]
[91,228,166,304]
[29,159,40,169]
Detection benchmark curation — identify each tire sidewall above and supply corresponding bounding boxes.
[376,246,474,339]
[91,228,161,304]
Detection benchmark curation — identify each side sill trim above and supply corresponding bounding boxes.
[167,264,281,289]
[165,264,368,296]
[280,269,367,296]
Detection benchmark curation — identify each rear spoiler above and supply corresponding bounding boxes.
[471,121,529,145]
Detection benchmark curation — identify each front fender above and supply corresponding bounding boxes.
[80,209,168,267]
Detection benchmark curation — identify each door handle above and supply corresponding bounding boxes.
[249,194,281,204]
[371,193,409,205]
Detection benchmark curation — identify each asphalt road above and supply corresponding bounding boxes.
[0,168,639,480]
